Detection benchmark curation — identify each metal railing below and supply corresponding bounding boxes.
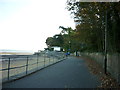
[0,51,65,83]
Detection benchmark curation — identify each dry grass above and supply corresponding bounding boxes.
[1,57,58,82]
[79,56,120,88]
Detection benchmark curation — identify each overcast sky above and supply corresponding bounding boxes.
[0,0,75,52]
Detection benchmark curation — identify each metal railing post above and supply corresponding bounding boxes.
[53,57,54,63]
[44,54,45,67]
[37,54,38,69]
[8,58,10,80]
[26,57,29,75]
[49,57,50,65]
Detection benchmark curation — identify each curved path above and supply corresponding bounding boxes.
[3,56,100,88]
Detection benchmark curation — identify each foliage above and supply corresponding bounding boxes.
[45,1,120,53]
[66,1,120,53]
[46,34,64,48]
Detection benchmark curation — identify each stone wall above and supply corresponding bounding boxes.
[81,53,120,84]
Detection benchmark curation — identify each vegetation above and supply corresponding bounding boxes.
[46,1,120,53]
[67,1,120,53]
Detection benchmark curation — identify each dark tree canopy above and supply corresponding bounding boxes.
[66,1,120,53]
[45,1,120,53]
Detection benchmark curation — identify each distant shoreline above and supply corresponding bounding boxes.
[0,49,34,55]
[0,52,33,55]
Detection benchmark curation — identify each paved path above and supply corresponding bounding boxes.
[3,56,101,88]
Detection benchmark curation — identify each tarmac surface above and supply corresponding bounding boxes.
[3,56,101,88]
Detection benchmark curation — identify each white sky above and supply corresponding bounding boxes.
[0,0,75,52]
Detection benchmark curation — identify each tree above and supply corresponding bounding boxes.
[59,26,83,52]
[45,34,64,50]
[66,1,120,53]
